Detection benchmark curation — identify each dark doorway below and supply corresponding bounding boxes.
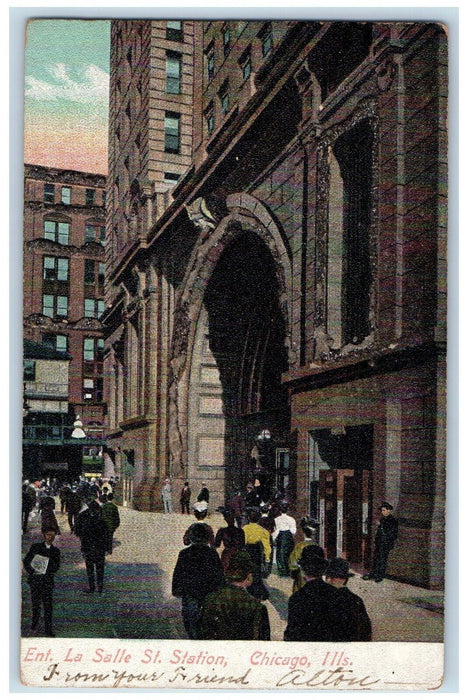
[312,424,373,567]
[203,231,290,500]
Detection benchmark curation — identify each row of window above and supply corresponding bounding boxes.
[203,27,273,138]
[43,220,105,246]
[43,256,105,286]
[43,183,105,207]
[205,22,272,83]
[41,333,104,363]
[42,294,104,320]
[25,336,104,402]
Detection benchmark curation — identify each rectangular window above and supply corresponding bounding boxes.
[57,258,69,282]
[83,378,94,400]
[42,294,54,317]
[44,221,56,242]
[57,296,68,317]
[166,52,181,94]
[205,104,215,134]
[102,190,106,207]
[43,257,56,281]
[44,221,70,245]
[61,187,71,205]
[240,52,252,81]
[58,222,69,245]
[97,338,105,360]
[166,20,183,41]
[42,294,68,318]
[56,335,68,353]
[86,188,95,206]
[164,172,180,185]
[260,23,273,57]
[44,184,55,203]
[164,112,180,153]
[98,263,105,285]
[24,359,36,381]
[219,83,230,115]
[97,300,105,318]
[207,50,215,81]
[222,25,230,57]
[85,223,105,244]
[42,334,68,353]
[83,338,95,361]
[84,260,95,285]
[84,298,96,318]
[85,224,95,243]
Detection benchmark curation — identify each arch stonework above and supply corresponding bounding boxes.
[168,193,293,476]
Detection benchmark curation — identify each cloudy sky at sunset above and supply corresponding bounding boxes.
[23,19,110,174]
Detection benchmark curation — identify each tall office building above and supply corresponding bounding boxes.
[104,20,447,588]
[23,164,107,476]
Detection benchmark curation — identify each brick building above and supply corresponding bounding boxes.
[103,20,447,588]
[23,164,108,461]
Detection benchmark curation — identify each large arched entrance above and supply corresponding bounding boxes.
[175,197,292,508]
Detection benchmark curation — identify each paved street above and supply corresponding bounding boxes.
[21,505,443,642]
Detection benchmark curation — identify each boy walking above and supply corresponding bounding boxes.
[23,528,60,637]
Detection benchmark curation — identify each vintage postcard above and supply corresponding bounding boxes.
[19,11,450,690]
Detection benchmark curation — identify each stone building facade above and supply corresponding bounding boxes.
[23,165,107,445]
[103,20,447,588]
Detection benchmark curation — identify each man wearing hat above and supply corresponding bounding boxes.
[199,550,271,640]
[362,502,398,583]
[325,558,372,641]
[172,523,224,639]
[197,481,210,504]
[284,546,343,642]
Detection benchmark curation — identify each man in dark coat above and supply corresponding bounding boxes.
[22,481,36,533]
[362,502,398,582]
[199,550,270,640]
[172,523,224,639]
[100,493,120,554]
[59,483,71,513]
[23,527,60,637]
[284,547,343,642]
[180,481,191,514]
[197,482,210,503]
[74,500,109,593]
[66,489,82,533]
[229,488,245,528]
[325,558,372,641]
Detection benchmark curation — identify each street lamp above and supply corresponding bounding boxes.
[71,415,87,439]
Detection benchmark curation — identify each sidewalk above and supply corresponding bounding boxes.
[21,506,444,642]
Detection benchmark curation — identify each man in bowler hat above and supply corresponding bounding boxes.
[284,546,343,641]
[325,558,372,641]
[362,501,398,582]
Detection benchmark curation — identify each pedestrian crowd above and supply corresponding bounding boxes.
[22,476,396,643]
[22,476,120,636]
[169,481,394,644]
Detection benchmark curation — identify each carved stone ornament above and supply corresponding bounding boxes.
[71,317,103,331]
[24,313,56,327]
[171,300,191,370]
[376,59,396,92]
[186,197,218,233]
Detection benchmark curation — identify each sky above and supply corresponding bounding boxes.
[23,19,111,174]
